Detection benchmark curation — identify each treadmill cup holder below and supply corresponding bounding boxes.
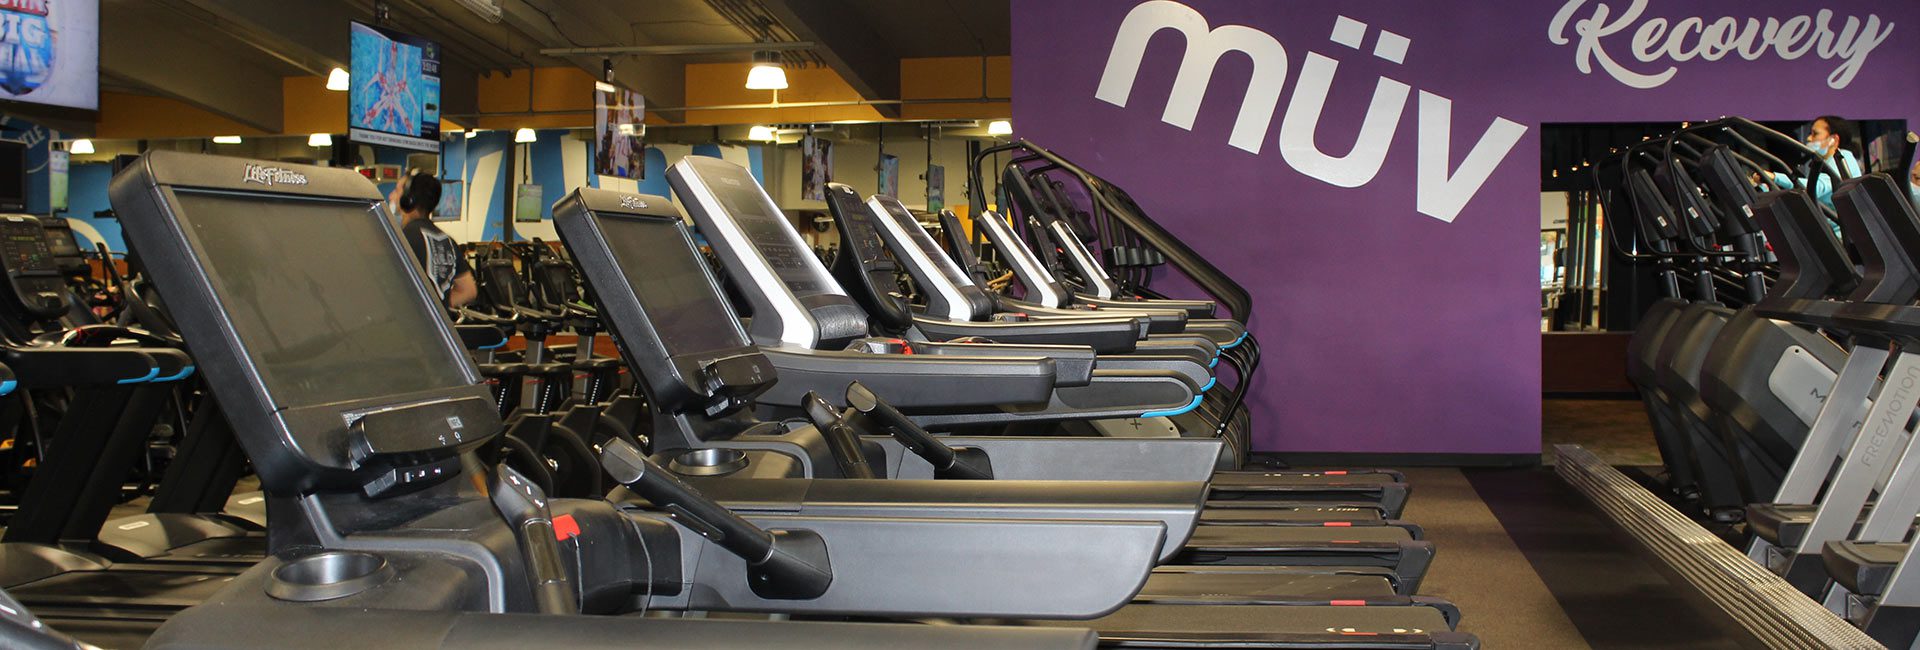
[266,551,395,602]
[670,448,750,476]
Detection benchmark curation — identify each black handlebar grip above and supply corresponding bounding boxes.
[599,439,831,599]
[801,391,878,479]
[845,382,991,480]
[489,465,579,614]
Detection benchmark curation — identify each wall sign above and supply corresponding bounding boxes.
[1012,0,1920,454]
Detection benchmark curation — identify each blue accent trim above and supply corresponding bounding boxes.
[1141,394,1205,419]
[1222,332,1248,350]
[0,379,15,396]
[1208,357,1218,368]
[1201,377,1216,392]
[116,367,161,384]
[152,365,197,382]
[478,338,509,350]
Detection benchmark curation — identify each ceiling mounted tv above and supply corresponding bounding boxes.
[348,21,439,152]
[0,0,99,113]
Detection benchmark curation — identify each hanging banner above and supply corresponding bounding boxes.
[594,81,645,179]
[801,134,832,200]
[878,153,900,198]
[927,164,945,211]
[514,183,543,223]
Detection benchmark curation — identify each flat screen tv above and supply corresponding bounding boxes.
[0,139,26,212]
[0,0,99,114]
[348,21,440,152]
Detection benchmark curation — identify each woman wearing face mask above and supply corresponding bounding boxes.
[1758,115,1863,210]
[1908,159,1920,210]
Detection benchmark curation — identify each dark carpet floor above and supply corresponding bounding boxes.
[1543,398,1661,467]
[1465,468,1738,649]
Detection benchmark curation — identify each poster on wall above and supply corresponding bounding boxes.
[514,183,543,223]
[348,21,440,152]
[434,178,461,221]
[593,81,644,179]
[46,148,65,211]
[0,0,97,112]
[801,134,832,201]
[926,164,944,212]
[877,154,899,198]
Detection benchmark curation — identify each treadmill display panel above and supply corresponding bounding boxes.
[706,175,839,297]
[1051,221,1113,281]
[41,223,80,258]
[597,214,750,356]
[828,185,890,266]
[172,191,470,408]
[976,211,1056,284]
[0,219,53,273]
[874,197,975,287]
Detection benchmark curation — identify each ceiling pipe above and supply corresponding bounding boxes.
[538,41,814,57]
[445,96,1010,119]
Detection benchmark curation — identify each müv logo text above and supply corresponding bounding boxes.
[1096,1,1527,223]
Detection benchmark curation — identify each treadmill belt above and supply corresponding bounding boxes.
[1211,472,1399,489]
[11,569,236,610]
[1188,524,1411,547]
[38,616,163,650]
[1200,508,1383,524]
[146,535,267,566]
[1139,570,1396,601]
[1017,603,1453,636]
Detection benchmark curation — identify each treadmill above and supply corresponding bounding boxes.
[969,143,1412,501]
[666,159,1420,533]
[947,202,1410,511]
[554,184,1441,596]
[0,215,245,645]
[111,150,1476,649]
[108,149,1107,650]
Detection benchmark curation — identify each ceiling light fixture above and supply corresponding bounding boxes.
[326,67,350,91]
[465,130,479,139]
[745,51,788,90]
[308,133,333,147]
[987,120,1012,136]
[68,139,93,155]
[213,135,243,144]
[748,125,777,142]
[514,128,537,143]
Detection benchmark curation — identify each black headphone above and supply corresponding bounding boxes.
[397,172,441,214]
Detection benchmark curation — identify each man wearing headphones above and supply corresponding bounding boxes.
[390,171,477,307]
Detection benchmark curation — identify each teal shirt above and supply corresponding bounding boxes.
[1770,148,1863,210]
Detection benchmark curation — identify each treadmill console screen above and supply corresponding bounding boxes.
[41,222,80,259]
[976,211,1056,284]
[704,171,839,297]
[1051,221,1114,281]
[0,218,54,274]
[827,184,890,265]
[173,191,471,409]
[597,213,751,356]
[873,196,974,287]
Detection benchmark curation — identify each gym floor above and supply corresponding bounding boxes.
[1391,397,1734,648]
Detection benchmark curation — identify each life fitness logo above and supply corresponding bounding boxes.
[1096,1,1527,223]
[1549,1,1895,90]
[241,164,309,187]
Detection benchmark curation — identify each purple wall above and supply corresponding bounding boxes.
[1012,0,1920,454]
